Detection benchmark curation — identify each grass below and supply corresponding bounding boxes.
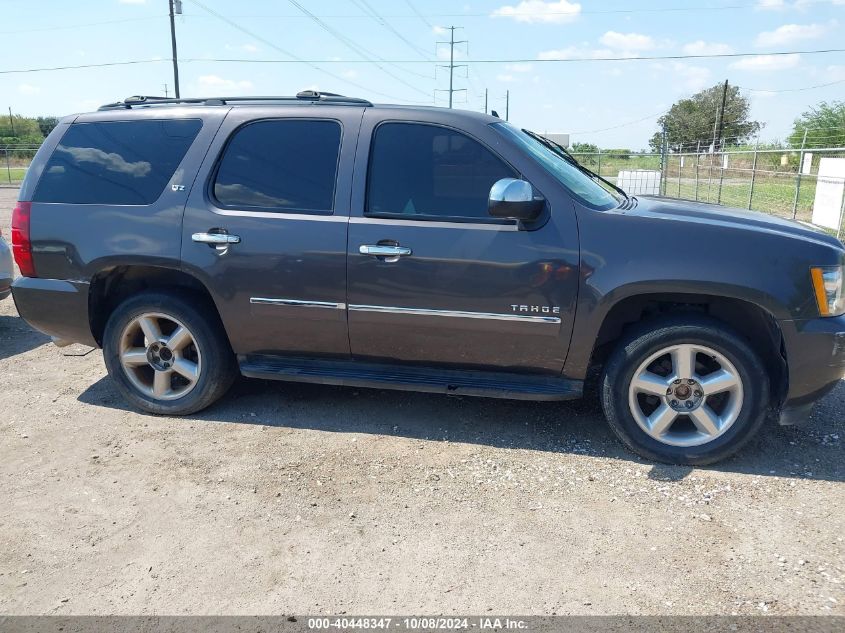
[1,167,27,186]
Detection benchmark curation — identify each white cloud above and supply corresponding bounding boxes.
[504,63,533,72]
[756,0,786,9]
[196,75,254,95]
[673,63,712,92]
[755,21,835,46]
[730,53,801,71]
[682,40,734,56]
[18,83,40,95]
[432,26,448,35]
[496,74,516,82]
[342,69,358,79]
[491,0,581,24]
[599,31,656,51]
[118,0,147,4]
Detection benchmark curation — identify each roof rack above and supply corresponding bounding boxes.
[98,90,373,110]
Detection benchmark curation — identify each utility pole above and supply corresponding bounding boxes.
[168,0,182,99]
[484,88,488,114]
[163,84,169,98]
[715,79,728,152]
[7,107,14,136]
[436,26,466,108]
[505,90,509,121]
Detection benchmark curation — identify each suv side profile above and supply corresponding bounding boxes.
[10,92,845,465]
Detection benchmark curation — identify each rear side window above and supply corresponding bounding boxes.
[367,122,516,220]
[213,119,341,213]
[34,119,202,205]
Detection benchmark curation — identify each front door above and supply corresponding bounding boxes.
[346,114,580,373]
[181,107,361,358]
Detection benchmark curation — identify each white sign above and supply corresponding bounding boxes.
[811,158,845,230]
[617,170,661,196]
[801,152,814,175]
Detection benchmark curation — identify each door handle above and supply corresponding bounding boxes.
[359,244,412,257]
[192,232,241,245]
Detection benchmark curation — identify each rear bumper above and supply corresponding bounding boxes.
[778,315,845,425]
[11,277,97,347]
[0,276,11,300]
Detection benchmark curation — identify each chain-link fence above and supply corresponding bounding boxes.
[4,142,845,236]
[0,145,39,187]
[570,147,845,236]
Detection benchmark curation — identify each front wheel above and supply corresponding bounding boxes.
[601,316,769,465]
[103,291,237,415]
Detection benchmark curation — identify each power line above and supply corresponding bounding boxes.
[403,0,433,28]
[351,0,430,59]
[739,77,845,93]
[0,16,163,35]
[0,59,165,75]
[185,0,424,103]
[286,0,432,96]
[174,48,845,64]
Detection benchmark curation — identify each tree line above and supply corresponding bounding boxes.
[1,115,60,146]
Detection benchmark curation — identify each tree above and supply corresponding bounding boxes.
[570,142,599,153]
[36,116,60,137]
[648,83,762,152]
[788,101,845,149]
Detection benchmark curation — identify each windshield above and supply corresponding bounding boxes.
[492,122,621,210]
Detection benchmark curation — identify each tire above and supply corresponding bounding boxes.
[600,315,769,465]
[102,290,237,415]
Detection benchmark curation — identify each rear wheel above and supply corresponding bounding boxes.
[103,291,236,415]
[601,316,769,465]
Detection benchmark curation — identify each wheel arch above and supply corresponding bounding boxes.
[88,264,223,347]
[583,291,788,410]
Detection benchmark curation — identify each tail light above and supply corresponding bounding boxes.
[11,201,36,278]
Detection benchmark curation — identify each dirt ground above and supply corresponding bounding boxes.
[0,187,843,616]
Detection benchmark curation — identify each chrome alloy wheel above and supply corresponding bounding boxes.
[627,343,744,447]
[118,312,202,401]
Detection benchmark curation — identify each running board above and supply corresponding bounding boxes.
[238,355,582,401]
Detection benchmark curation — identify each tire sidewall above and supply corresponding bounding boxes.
[602,320,769,464]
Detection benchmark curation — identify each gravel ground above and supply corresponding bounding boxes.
[0,187,843,615]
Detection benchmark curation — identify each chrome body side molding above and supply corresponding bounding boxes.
[250,298,346,310]
[348,304,561,324]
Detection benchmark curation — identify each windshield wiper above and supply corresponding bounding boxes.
[522,129,629,202]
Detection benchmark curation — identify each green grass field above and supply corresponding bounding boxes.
[1,167,27,186]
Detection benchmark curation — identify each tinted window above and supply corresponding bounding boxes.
[213,119,341,212]
[367,122,516,219]
[34,119,202,205]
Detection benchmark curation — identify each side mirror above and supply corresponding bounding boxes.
[488,178,544,221]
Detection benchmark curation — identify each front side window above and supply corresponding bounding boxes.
[34,119,202,205]
[213,119,341,212]
[367,122,517,220]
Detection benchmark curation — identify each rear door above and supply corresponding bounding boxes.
[346,110,580,373]
[181,106,362,358]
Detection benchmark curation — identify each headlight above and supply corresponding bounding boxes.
[810,266,845,317]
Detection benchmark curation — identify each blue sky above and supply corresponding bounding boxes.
[1,0,843,148]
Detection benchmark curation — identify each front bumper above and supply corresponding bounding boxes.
[11,277,97,347]
[778,315,845,424]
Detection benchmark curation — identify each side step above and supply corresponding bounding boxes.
[239,355,582,401]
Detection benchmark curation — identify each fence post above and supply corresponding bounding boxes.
[597,149,602,179]
[694,141,700,201]
[660,123,668,196]
[747,135,760,210]
[677,149,682,198]
[4,149,11,185]
[792,128,808,219]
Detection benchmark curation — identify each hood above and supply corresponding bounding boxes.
[631,195,843,250]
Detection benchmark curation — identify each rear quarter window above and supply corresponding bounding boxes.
[33,119,202,205]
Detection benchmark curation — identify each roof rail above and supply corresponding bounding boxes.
[98,90,373,110]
